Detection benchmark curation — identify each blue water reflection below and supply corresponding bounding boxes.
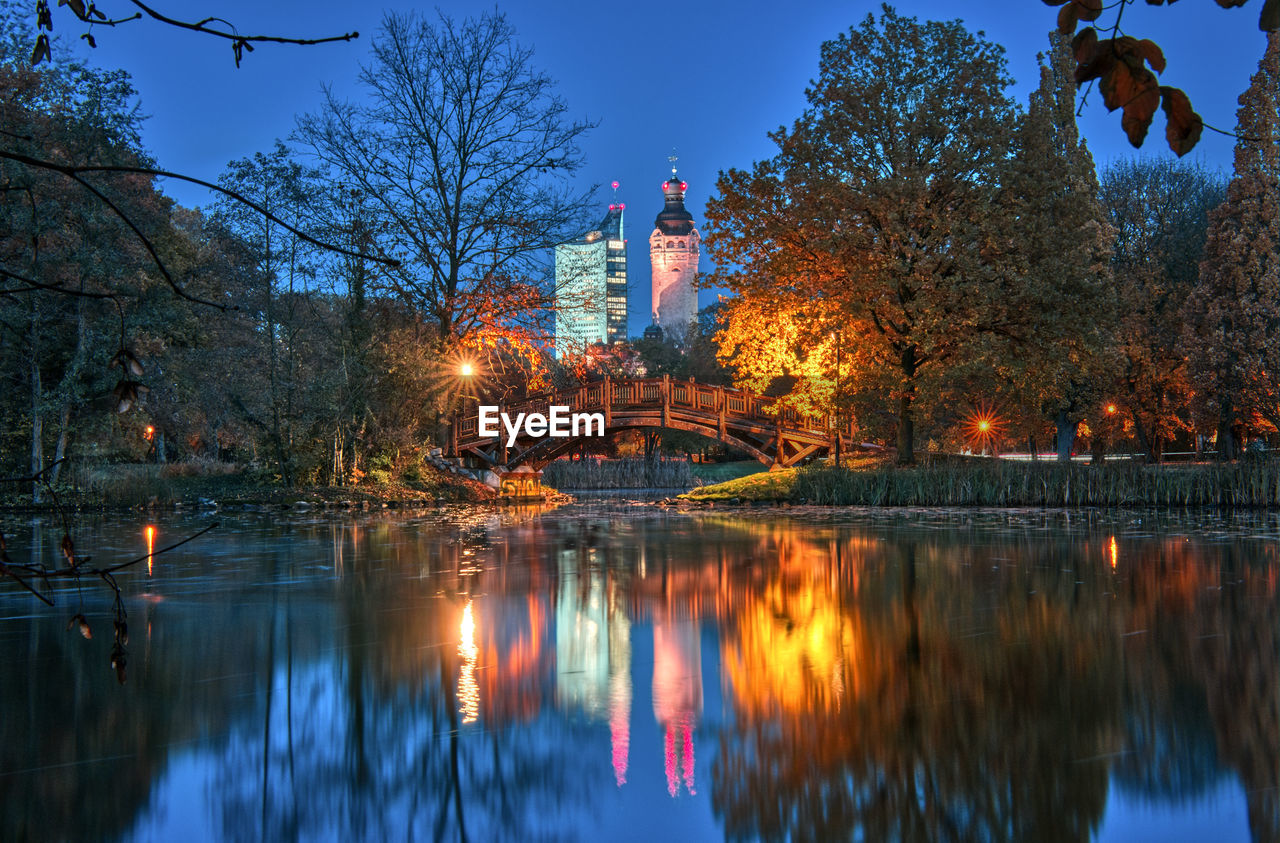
[0,506,1275,841]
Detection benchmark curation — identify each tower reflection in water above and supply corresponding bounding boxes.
[653,611,701,797]
[554,553,634,787]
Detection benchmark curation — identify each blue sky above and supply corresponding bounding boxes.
[53,0,1269,337]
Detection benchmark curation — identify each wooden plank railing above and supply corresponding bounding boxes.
[456,376,836,446]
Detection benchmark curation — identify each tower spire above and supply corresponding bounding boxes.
[668,152,678,178]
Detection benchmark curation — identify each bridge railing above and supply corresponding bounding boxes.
[454,376,833,444]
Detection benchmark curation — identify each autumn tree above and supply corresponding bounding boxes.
[1100,159,1224,461]
[296,10,594,370]
[705,7,1018,463]
[1183,33,1280,459]
[992,34,1116,461]
[0,18,165,496]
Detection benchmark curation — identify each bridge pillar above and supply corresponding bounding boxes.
[662,374,671,428]
[604,377,612,428]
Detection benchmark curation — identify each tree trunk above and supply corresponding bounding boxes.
[1028,434,1038,461]
[1054,410,1077,463]
[896,393,915,465]
[29,297,43,503]
[1216,402,1235,461]
[896,347,918,465]
[50,402,71,485]
[1090,431,1105,465]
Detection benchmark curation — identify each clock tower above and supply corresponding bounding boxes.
[649,161,700,334]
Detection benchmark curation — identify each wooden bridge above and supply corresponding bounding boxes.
[450,375,853,470]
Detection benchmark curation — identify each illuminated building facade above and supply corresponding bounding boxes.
[649,164,700,334]
[554,200,627,358]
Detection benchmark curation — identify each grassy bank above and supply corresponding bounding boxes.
[682,457,1280,507]
[3,460,494,510]
[542,457,696,490]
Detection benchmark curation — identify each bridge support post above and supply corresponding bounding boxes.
[662,374,670,428]
[772,415,785,469]
[604,377,612,429]
[449,410,458,458]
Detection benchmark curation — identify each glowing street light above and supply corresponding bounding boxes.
[1105,403,1118,415]
[459,362,474,377]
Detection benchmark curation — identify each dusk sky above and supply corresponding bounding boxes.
[55,0,1269,336]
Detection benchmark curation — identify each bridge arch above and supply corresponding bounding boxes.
[450,376,851,471]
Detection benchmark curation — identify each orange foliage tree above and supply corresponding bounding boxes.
[705,9,1019,463]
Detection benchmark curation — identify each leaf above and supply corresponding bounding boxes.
[110,348,144,376]
[58,0,87,19]
[81,32,96,48]
[1121,84,1161,147]
[68,613,92,639]
[1057,3,1079,33]
[1072,27,1098,63]
[61,533,74,560]
[1074,37,1116,84]
[1135,39,1166,73]
[1262,0,1280,31]
[112,379,148,413]
[1075,0,1104,22]
[1160,86,1204,155]
[31,34,50,66]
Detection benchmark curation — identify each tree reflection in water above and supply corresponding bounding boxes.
[708,518,1277,843]
[0,508,1274,842]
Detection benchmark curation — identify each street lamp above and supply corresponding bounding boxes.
[459,362,474,378]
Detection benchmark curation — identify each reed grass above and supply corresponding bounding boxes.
[789,458,1280,508]
[542,457,697,490]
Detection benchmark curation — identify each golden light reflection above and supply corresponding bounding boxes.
[723,578,856,715]
[458,600,480,725]
[1110,536,1118,570]
[145,525,155,576]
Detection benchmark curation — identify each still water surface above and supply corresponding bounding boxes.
[0,503,1276,842]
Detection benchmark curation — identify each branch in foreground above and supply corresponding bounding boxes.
[0,150,401,270]
[37,0,358,68]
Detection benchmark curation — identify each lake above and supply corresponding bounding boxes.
[0,503,1276,842]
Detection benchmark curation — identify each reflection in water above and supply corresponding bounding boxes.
[144,524,155,576]
[458,600,479,725]
[0,507,1275,841]
[653,613,701,797]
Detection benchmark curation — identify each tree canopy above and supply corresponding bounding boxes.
[706,7,1019,463]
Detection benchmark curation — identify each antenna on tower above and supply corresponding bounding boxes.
[668,151,678,177]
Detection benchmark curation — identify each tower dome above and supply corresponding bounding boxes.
[655,176,694,236]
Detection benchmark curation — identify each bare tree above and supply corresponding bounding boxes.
[296,10,596,358]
